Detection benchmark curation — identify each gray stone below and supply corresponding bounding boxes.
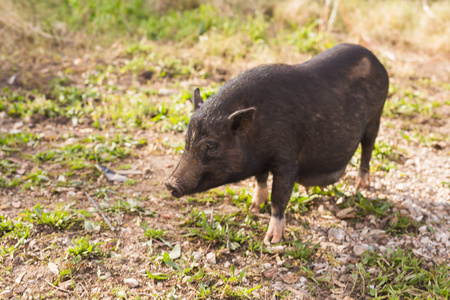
[328,228,346,244]
[124,278,139,288]
[193,251,202,262]
[353,245,369,256]
[0,290,12,299]
[206,252,216,264]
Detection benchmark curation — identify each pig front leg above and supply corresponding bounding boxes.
[250,171,269,213]
[264,169,297,244]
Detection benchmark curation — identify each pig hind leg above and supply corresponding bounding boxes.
[356,121,380,189]
[250,171,269,213]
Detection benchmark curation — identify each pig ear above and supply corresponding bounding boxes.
[192,88,204,111]
[227,107,256,136]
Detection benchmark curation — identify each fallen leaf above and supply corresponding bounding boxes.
[11,201,21,209]
[169,244,181,260]
[286,287,307,296]
[263,268,277,278]
[333,279,347,288]
[282,273,300,284]
[336,207,357,219]
[15,271,26,284]
[59,280,72,290]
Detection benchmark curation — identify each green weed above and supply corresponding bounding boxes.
[384,87,441,119]
[22,204,82,229]
[33,134,141,170]
[400,129,449,147]
[67,235,105,263]
[0,217,32,260]
[224,187,253,210]
[141,221,167,240]
[341,193,393,218]
[287,183,321,214]
[21,169,50,190]
[353,248,449,298]
[387,213,421,236]
[281,20,334,54]
[0,132,41,148]
[189,212,247,251]
[285,239,320,261]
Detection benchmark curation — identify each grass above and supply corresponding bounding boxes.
[142,221,167,240]
[352,248,449,298]
[285,239,320,261]
[340,192,392,218]
[189,211,248,251]
[21,204,83,230]
[384,86,441,120]
[67,235,105,263]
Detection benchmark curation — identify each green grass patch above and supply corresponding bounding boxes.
[0,216,33,260]
[189,211,248,251]
[0,132,42,148]
[384,86,441,119]
[352,247,449,298]
[21,204,85,230]
[386,213,422,236]
[285,239,320,261]
[340,192,393,218]
[67,235,105,263]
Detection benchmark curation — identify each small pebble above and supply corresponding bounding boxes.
[193,252,202,262]
[353,245,369,256]
[124,278,139,288]
[206,252,216,264]
[328,228,346,244]
[182,276,191,284]
[0,290,12,299]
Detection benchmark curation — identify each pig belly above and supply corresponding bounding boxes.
[297,166,347,187]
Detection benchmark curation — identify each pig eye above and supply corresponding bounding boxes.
[206,141,217,149]
[204,141,218,158]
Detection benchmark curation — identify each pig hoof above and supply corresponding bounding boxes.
[249,203,261,213]
[264,216,285,244]
[356,173,370,189]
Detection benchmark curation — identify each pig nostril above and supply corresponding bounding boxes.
[165,180,183,198]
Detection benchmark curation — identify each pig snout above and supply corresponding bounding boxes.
[164,178,184,198]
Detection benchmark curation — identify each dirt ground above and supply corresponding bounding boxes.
[0,42,449,300]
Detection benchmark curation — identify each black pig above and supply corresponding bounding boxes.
[165,43,389,243]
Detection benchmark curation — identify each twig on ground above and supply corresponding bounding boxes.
[44,279,70,294]
[85,192,116,231]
